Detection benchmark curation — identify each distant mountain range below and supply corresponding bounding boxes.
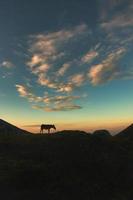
[0,118,133,138]
[0,119,31,135]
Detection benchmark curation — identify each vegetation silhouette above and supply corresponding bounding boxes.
[0,119,132,200]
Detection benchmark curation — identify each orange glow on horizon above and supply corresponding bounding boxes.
[1,114,132,135]
[19,119,132,135]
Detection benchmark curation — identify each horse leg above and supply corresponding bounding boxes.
[48,129,50,134]
[41,128,43,134]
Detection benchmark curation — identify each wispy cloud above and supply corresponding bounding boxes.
[27,24,88,94]
[16,84,82,111]
[57,63,70,76]
[16,84,31,97]
[100,1,133,48]
[99,0,130,21]
[15,18,133,112]
[32,104,82,112]
[99,0,133,48]
[16,84,43,102]
[91,1,133,86]
[101,13,133,30]
[1,72,13,79]
[27,24,87,69]
[0,60,14,68]
[88,47,126,85]
[70,73,85,86]
[81,50,98,64]
[0,60,14,79]
[43,95,80,104]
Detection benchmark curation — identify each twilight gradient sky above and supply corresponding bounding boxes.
[0,0,133,133]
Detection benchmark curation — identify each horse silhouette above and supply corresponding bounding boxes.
[40,124,56,134]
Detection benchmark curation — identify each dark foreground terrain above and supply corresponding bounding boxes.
[0,122,133,199]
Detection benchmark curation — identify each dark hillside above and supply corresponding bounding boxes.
[0,119,31,135]
[116,124,133,139]
[0,121,132,199]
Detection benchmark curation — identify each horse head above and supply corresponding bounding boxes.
[52,124,56,130]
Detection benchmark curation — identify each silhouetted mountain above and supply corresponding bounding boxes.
[0,119,31,135]
[93,129,111,137]
[116,124,133,138]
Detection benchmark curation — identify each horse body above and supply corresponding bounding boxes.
[40,124,56,134]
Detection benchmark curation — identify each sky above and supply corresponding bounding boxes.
[0,0,133,134]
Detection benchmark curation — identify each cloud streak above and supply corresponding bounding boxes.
[101,2,133,30]
[27,24,88,94]
[0,61,14,68]
[81,50,98,64]
[32,104,82,112]
[15,13,133,112]
[100,1,133,48]
[88,48,126,85]
[16,84,43,102]
[57,63,70,76]
[16,84,82,111]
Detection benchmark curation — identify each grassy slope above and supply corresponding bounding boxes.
[0,132,132,200]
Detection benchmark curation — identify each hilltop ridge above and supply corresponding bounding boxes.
[0,119,133,138]
[115,123,133,138]
[0,119,31,135]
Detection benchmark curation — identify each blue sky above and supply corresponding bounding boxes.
[0,0,133,133]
